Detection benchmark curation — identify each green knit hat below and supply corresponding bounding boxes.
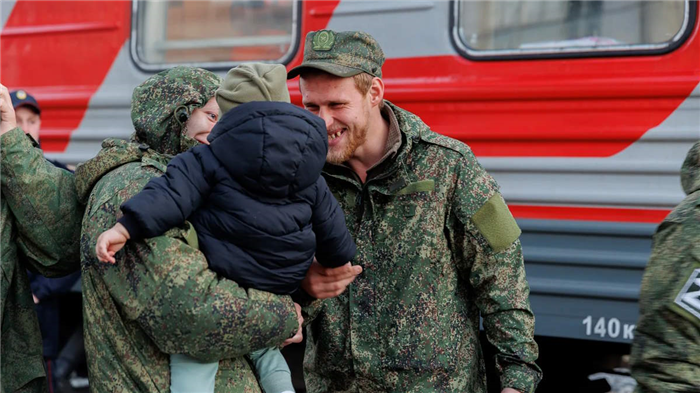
[216,63,291,115]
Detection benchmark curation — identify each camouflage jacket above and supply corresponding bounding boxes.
[75,138,299,392]
[631,141,700,393]
[0,128,82,392]
[302,102,541,393]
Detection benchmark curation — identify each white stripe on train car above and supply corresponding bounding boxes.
[0,0,17,30]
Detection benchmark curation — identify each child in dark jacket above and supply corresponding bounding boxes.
[95,63,356,393]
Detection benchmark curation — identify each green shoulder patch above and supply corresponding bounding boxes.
[471,194,521,253]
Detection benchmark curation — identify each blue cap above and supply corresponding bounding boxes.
[10,90,41,115]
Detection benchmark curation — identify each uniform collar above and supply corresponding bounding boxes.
[364,103,402,173]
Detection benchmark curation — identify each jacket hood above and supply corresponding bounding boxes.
[74,139,147,203]
[681,141,700,195]
[207,101,328,199]
[130,66,221,156]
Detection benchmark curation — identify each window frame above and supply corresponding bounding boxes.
[449,0,697,61]
[130,0,302,72]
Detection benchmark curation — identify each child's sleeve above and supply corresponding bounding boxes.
[248,348,295,393]
[119,146,214,240]
[311,176,357,268]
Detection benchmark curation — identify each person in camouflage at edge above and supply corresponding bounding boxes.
[288,31,542,393]
[73,66,300,392]
[630,141,700,392]
[0,84,83,392]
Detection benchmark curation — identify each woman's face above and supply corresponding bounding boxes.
[184,97,219,144]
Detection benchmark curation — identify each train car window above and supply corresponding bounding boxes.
[453,0,693,59]
[132,0,298,71]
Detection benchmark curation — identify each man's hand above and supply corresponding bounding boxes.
[301,260,362,299]
[0,84,18,135]
[502,388,521,393]
[281,302,303,347]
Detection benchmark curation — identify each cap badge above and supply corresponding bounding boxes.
[312,30,335,51]
[16,90,27,100]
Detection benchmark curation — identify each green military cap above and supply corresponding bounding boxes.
[287,30,385,79]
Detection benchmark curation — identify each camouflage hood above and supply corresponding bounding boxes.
[681,141,700,195]
[130,66,221,156]
[75,67,221,203]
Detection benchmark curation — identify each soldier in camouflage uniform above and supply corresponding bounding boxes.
[0,84,83,392]
[288,31,542,393]
[73,67,300,392]
[630,141,700,392]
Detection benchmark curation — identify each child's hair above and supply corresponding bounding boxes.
[216,63,291,115]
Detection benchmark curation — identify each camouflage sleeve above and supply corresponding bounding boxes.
[449,154,542,393]
[81,166,299,362]
[294,289,325,328]
[0,127,82,276]
[630,221,700,392]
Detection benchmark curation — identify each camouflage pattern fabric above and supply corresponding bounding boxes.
[75,66,299,392]
[74,138,146,203]
[131,65,222,155]
[302,102,542,393]
[287,30,385,79]
[630,141,700,392]
[0,127,83,392]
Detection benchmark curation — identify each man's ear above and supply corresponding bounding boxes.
[369,77,384,108]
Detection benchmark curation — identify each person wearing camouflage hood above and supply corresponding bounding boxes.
[0,84,83,392]
[74,66,300,392]
[288,31,542,393]
[630,141,700,392]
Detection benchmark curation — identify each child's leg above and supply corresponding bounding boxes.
[248,347,294,393]
[170,354,218,393]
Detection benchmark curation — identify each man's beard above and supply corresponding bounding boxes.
[326,123,368,165]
